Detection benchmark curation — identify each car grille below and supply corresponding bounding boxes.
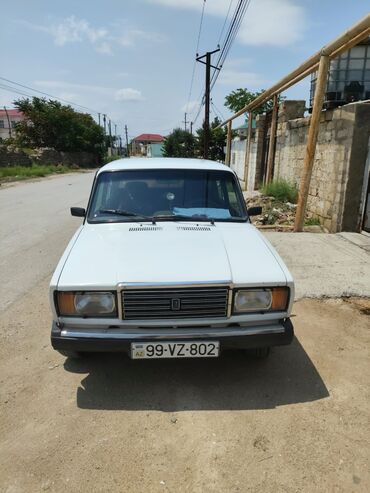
[121,286,229,320]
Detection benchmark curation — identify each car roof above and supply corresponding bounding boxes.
[98,157,234,174]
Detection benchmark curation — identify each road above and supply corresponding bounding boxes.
[0,173,369,493]
[0,172,94,312]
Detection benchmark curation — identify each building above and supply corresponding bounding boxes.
[0,108,24,141]
[147,142,164,158]
[230,99,370,234]
[310,36,370,109]
[131,133,164,156]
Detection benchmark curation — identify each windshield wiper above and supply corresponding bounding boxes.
[98,209,152,221]
[152,213,214,223]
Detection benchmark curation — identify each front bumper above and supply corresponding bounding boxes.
[51,318,294,354]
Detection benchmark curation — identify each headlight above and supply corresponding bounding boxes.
[233,287,289,313]
[57,291,116,317]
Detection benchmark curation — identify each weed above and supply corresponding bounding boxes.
[261,180,298,203]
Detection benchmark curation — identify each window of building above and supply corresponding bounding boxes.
[0,120,4,128]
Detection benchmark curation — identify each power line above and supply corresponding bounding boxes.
[185,0,206,114]
[211,100,225,121]
[216,0,234,46]
[209,0,251,92]
[0,76,101,115]
[0,76,125,134]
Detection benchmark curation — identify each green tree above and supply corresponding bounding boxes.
[196,117,227,162]
[13,97,105,158]
[225,88,284,115]
[162,128,196,158]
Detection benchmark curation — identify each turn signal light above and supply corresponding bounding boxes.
[271,287,289,311]
[57,292,76,316]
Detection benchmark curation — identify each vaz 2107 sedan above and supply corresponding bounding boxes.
[50,158,294,360]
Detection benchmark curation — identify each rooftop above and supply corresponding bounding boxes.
[0,109,24,118]
[99,157,233,174]
[132,133,164,142]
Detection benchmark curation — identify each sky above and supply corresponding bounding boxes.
[1,0,369,139]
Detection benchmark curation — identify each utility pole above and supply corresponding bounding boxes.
[3,106,11,139]
[125,124,130,157]
[98,113,101,126]
[196,48,220,159]
[108,119,112,154]
[190,121,193,135]
[103,114,107,134]
[183,112,188,132]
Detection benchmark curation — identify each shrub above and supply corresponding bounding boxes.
[305,216,321,226]
[261,179,298,203]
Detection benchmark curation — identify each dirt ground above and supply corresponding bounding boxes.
[0,276,369,492]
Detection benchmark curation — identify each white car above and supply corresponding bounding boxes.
[50,158,294,360]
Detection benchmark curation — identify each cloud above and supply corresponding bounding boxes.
[115,88,144,102]
[34,80,144,103]
[18,16,163,55]
[238,0,306,46]
[148,0,306,47]
[118,29,165,47]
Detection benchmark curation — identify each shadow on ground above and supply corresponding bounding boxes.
[64,337,329,411]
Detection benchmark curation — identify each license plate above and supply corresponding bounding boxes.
[131,341,220,359]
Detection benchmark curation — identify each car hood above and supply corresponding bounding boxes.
[57,222,288,289]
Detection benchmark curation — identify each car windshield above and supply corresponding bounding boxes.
[87,168,247,223]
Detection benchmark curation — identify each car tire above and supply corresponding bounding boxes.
[246,347,270,359]
[57,349,85,359]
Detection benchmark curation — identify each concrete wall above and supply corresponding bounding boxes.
[272,102,370,232]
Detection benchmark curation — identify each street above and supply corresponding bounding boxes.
[1,173,370,492]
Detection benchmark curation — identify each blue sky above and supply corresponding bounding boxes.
[1,0,369,139]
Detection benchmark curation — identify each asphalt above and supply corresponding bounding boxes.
[1,171,369,312]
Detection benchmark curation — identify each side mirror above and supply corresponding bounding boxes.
[71,207,86,217]
[247,206,262,217]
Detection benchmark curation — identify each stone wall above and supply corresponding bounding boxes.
[273,102,370,232]
[0,147,99,168]
[0,148,32,167]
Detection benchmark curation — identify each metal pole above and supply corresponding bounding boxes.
[215,14,370,129]
[4,106,11,138]
[265,94,279,184]
[225,121,232,166]
[294,54,330,232]
[190,122,193,135]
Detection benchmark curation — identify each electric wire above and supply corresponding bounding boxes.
[185,0,206,114]
[210,0,252,92]
[0,76,101,115]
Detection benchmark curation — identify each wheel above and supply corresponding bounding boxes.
[57,349,85,359]
[246,347,270,359]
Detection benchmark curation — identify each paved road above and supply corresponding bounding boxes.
[0,172,94,311]
[1,174,369,492]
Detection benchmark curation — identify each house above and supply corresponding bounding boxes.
[147,142,164,158]
[131,133,164,156]
[0,108,24,141]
